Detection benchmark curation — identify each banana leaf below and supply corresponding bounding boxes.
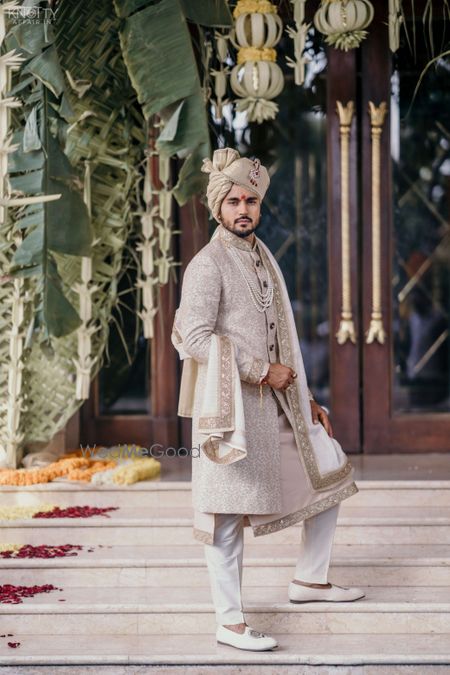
[180,0,232,26]
[6,20,92,338]
[1,0,145,458]
[114,0,231,205]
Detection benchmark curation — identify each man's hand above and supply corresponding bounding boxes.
[263,363,296,391]
[311,400,333,437]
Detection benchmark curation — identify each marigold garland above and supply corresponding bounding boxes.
[112,457,161,485]
[65,459,117,482]
[237,46,277,64]
[0,454,117,485]
[233,0,277,17]
[0,446,161,485]
[91,456,161,485]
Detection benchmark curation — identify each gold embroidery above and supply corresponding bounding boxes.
[193,527,214,545]
[252,481,359,536]
[198,335,233,429]
[246,357,265,384]
[218,224,257,251]
[202,438,246,464]
[259,246,353,491]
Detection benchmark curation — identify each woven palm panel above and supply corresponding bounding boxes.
[5,0,145,450]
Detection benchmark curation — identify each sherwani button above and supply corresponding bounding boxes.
[270,322,275,329]
[263,280,268,287]
[269,344,274,351]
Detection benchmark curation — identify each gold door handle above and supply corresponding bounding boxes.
[366,101,388,344]
[335,101,356,344]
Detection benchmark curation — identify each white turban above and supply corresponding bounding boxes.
[201,147,270,222]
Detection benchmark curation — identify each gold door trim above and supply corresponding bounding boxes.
[366,101,388,344]
[335,100,356,345]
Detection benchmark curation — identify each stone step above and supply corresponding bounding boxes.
[1,586,449,635]
[2,544,449,588]
[2,506,449,546]
[0,633,449,668]
[0,479,449,508]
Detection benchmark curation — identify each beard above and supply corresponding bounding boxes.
[221,216,260,238]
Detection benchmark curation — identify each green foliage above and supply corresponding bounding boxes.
[1,0,145,450]
[6,10,92,337]
[114,0,232,205]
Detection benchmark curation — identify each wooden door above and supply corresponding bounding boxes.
[360,4,450,452]
[326,1,450,453]
[81,1,450,457]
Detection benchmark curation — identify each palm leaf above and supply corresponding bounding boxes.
[1,0,144,460]
[114,0,231,205]
[6,17,92,337]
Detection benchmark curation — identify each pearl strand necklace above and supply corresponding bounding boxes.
[227,245,274,312]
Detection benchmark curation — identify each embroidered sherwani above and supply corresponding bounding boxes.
[174,224,358,544]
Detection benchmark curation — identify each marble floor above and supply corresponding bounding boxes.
[158,453,450,483]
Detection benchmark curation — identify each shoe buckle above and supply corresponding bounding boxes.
[247,628,266,638]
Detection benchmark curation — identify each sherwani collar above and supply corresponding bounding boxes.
[217,224,258,252]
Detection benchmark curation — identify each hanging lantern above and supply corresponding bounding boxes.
[314,0,374,51]
[230,0,284,123]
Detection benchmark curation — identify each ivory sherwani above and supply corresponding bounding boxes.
[172,224,358,545]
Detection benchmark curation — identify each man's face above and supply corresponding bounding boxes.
[219,184,261,238]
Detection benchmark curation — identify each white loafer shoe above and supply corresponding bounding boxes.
[216,624,278,651]
[288,580,365,603]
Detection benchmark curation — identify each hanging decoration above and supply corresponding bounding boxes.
[153,141,176,288]
[136,141,159,341]
[73,160,100,400]
[286,0,310,86]
[136,118,179,340]
[210,30,231,120]
[388,0,403,52]
[230,0,284,123]
[313,0,374,51]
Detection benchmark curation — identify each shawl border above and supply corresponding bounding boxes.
[259,245,354,492]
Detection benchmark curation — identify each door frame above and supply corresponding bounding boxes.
[327,46,361,453]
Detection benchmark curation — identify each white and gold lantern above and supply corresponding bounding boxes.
[230,0,284,123]
[314,0,374,51]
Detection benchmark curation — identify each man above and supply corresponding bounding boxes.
[171,148,365,652]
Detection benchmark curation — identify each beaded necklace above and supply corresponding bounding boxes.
[226,244,274,312]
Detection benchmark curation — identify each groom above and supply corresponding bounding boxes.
[172,148,365,652]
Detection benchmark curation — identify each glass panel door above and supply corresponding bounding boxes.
[390,43,450,413]
[361,5,450,452]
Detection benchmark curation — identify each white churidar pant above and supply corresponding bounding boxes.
[204,498,340,626]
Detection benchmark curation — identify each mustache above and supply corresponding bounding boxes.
[235,217,252,224]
